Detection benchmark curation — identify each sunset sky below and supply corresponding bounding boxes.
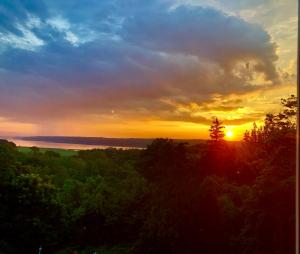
[0,0,297,140]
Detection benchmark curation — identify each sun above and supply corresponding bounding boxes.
[225,130,234,138]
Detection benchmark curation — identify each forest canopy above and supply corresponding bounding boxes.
[0,95,297,254]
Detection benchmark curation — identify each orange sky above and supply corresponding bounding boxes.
[0,0,297,140]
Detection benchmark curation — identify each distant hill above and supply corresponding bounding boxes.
[17,136,208,148]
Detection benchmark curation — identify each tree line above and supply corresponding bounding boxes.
[0,95,296,254]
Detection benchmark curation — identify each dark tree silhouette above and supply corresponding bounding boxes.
[0,96,296,254]
[209,117,225,142]
[244,94,297,144]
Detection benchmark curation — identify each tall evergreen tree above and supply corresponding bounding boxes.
[209,118,225,142]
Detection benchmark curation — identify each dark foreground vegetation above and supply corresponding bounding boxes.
[0,96,296,254]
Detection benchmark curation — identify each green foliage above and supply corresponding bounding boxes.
[0,96,296,253]
[18,146,78,156]
[0,172,63,253]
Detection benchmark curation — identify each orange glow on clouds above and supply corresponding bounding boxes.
[0,1,296,141]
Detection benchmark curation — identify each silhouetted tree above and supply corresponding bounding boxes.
[209,118,225,142]
[239,95,297,254]
[244,94,297,144]
[0,95,296,254]
[243,122,264,143]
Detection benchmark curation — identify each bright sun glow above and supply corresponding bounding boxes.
[226,130,234,138]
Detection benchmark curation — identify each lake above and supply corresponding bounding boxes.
[5,138,140,150]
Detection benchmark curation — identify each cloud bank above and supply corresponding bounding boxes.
[0,0,287,136]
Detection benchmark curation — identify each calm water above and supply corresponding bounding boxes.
[5,138,140,150]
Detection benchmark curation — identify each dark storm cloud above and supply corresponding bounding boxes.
[122,5,278,81]
[0,0,280,125]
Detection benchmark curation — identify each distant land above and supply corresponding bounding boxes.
[16,136,208,148]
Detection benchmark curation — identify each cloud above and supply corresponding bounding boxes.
[175,0,297,76]
[0,23,44,51]
[122,5,279,81]
[0,0,284,134]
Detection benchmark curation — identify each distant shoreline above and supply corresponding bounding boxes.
[8,136,208,149]
[4,137,142,150]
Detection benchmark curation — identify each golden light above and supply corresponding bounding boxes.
[226,130,234,138]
